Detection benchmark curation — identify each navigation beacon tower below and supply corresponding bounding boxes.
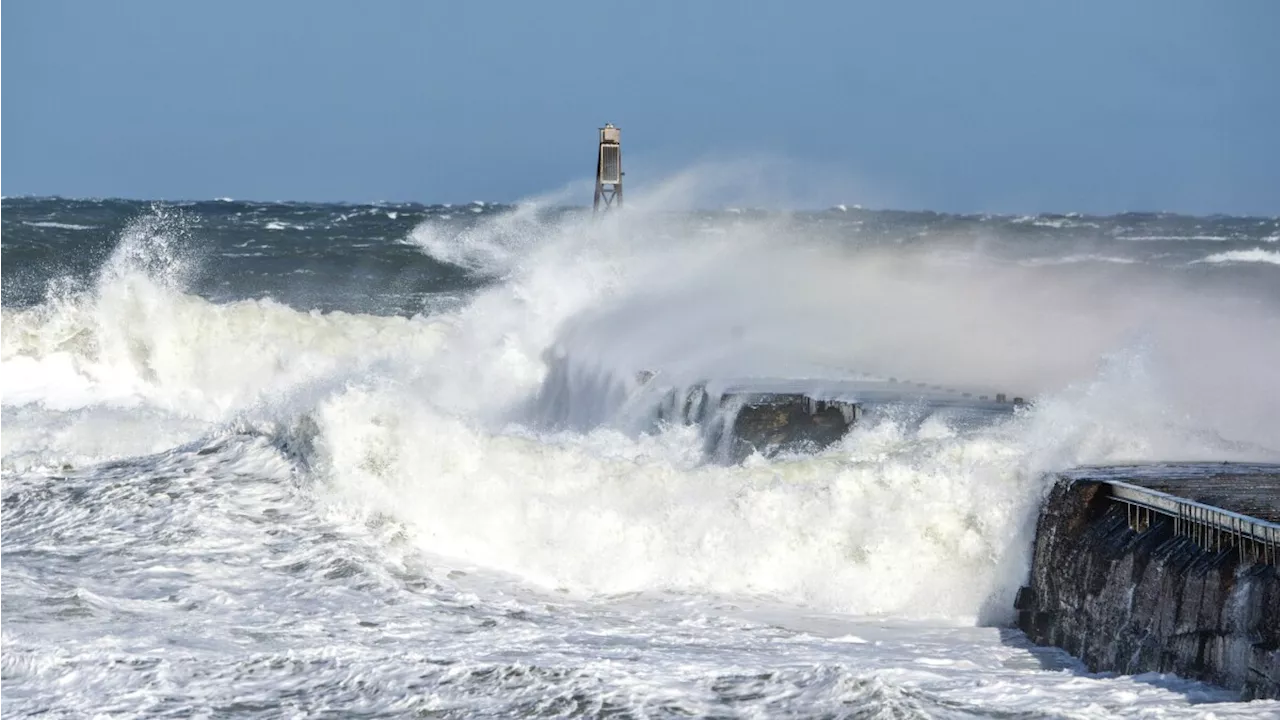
[593,123,622,212]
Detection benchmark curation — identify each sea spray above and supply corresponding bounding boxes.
[5,188,1280,717]
[303,185,1280,621]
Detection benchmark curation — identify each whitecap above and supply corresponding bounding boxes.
[21,221,96,231]
[1193,248,1280,266]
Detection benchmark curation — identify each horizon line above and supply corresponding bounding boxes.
[3,193,1277,222]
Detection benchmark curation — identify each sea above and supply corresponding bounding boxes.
[3,189,1280,718]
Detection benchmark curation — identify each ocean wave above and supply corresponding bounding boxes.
[1193,248,1280,266]
[21,220,97,230]
[2,209,450,421]
[1020,254,1138,266]
[6,188,1280,626]
[307,341,1273,624]
[1117,235,1234,242]
[400,203,557,276]
[303,191,1280,621]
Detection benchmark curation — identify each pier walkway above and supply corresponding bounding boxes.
[1060,463,1280,563]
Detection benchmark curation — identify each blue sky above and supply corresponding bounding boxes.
[3,0,1278,214]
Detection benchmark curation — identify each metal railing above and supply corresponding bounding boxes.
[1108,480,1280,565]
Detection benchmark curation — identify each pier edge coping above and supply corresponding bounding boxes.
[1100,479,1280,550]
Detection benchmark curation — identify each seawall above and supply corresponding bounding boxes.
[1016,464,1280,700]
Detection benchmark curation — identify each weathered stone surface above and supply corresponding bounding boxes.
[1018,475,1280,700]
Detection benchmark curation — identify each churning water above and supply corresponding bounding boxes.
[4,183,1280,717]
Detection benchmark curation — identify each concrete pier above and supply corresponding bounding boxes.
[1016,463,1280,700]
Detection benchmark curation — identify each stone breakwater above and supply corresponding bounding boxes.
[1016,464,1280,700]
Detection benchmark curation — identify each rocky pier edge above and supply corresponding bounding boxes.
[1015,463,1280,700]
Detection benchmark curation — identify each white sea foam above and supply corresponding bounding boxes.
[9,192,1280,589]
[2,211,450,423]
[1119,234,1233,242]
[21,220,97,230]
[1194,248,1280,266]
[1021,253,1138,266]
[5,179,1280,716]
[292,184,1280,627]
[401,189,580,277]
[1008,215,1096,229]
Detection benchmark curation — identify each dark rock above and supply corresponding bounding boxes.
[726,394,856,462]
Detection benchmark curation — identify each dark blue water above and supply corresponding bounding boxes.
[6,197,1277,313]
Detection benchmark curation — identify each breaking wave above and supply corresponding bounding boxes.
[5,189,1280,626]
